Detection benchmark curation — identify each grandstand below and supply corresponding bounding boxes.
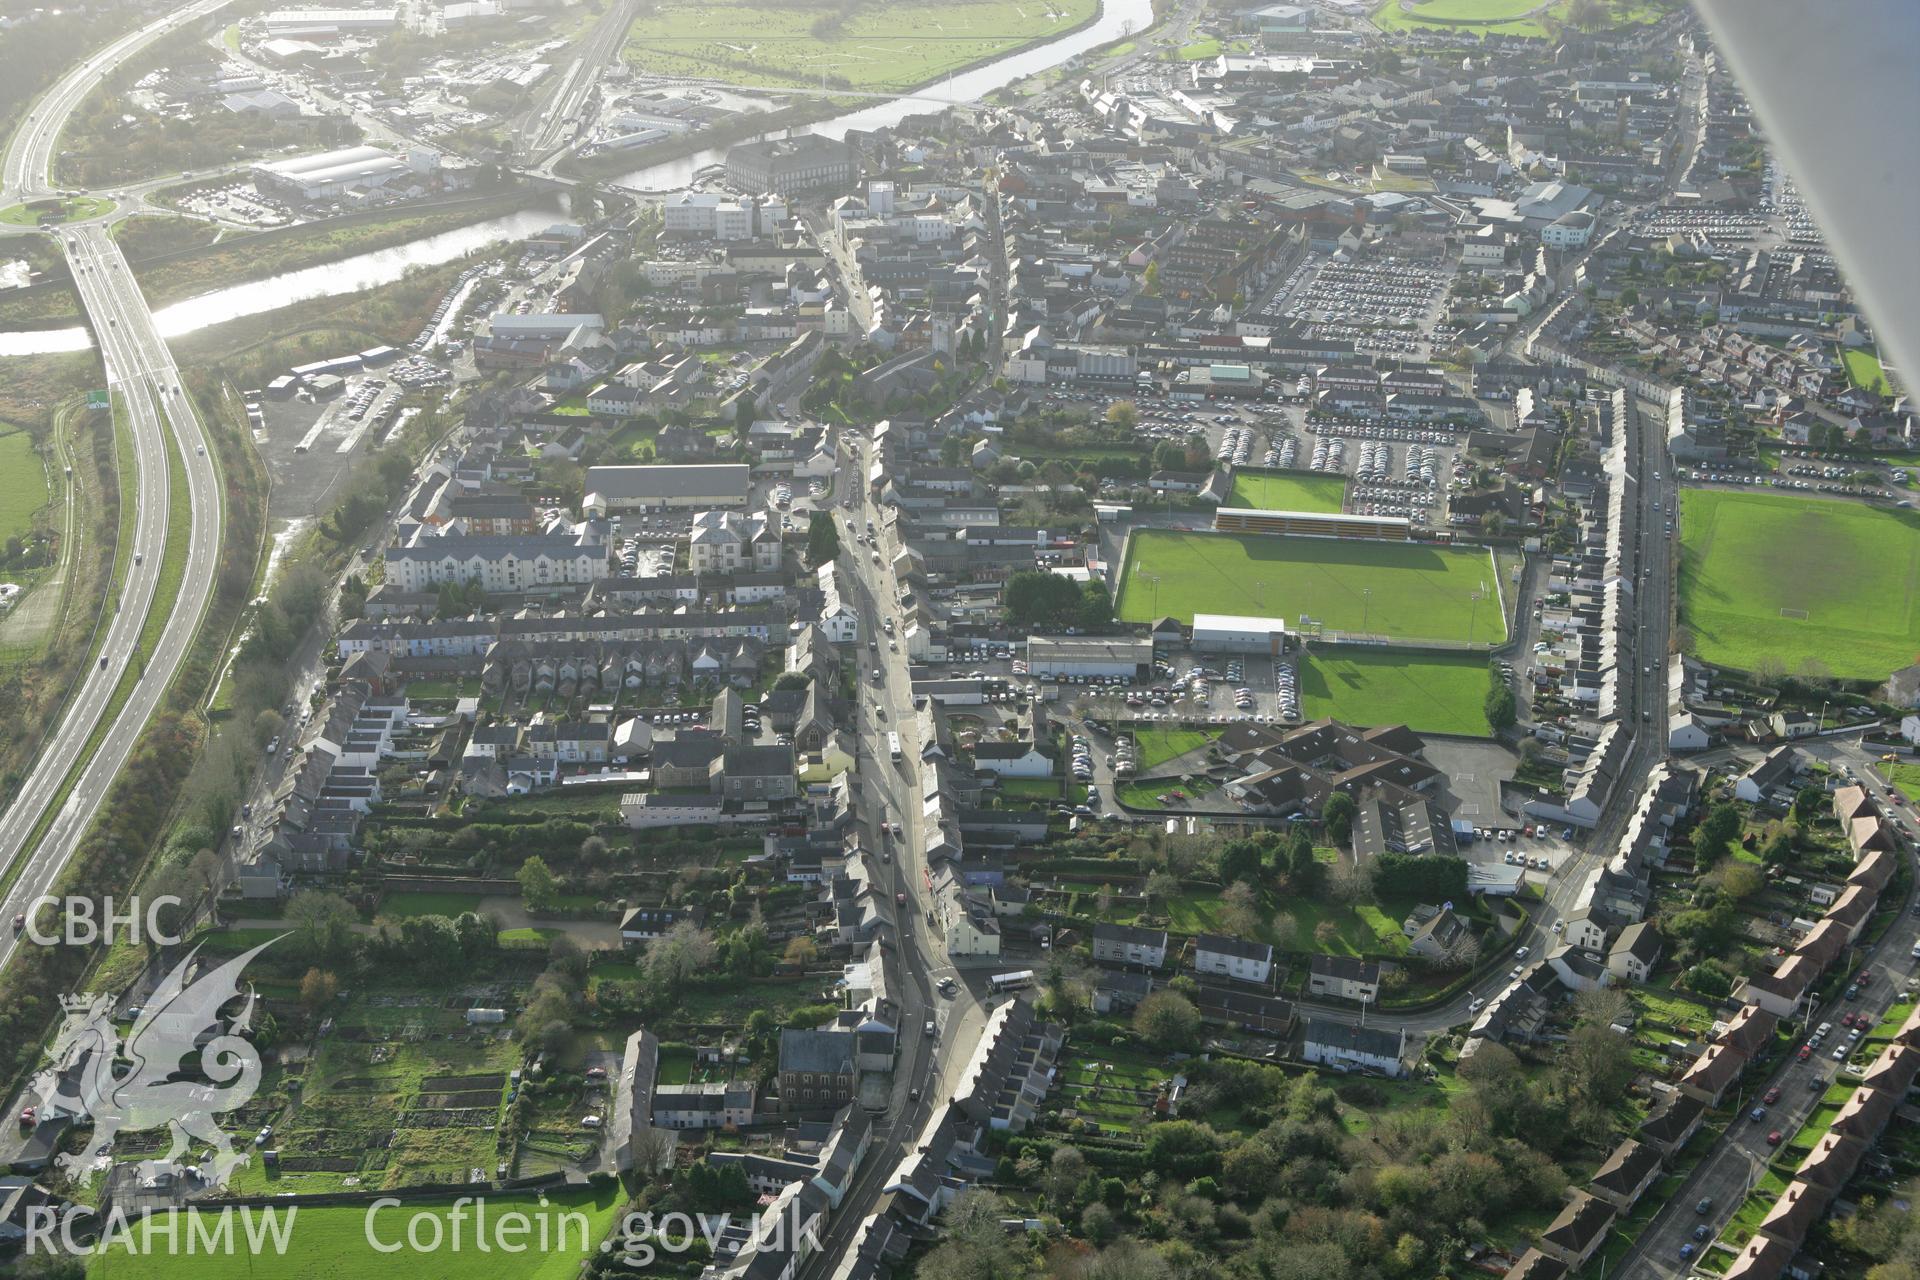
[1212,508,1411,540]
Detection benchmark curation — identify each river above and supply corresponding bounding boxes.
[0,201,567,357]
[0,0,1151,357]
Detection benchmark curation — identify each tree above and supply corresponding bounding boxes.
[1079,579,1114,630]
[806,511,840,566]
[1143,260,1161,295]
[1326,857,1377,905]
[1287,828,1319,889]
[1004,569,1083,627]
[1135,990,1202,1050]
[1714,857,1765,902]
[517,854,559,911]
[253,708,285,750]
[286,890,358,965]
[1046,1145,1089,1208]
[917,1192,1022,1280]
[1322,792,1356,845]
[397,915,465,979]
[1217,837,1265,887]
[1484,674,1517,732]
[1105,401,1139,430]
[1791,784,1823,824]
[645,919,718,989]
[1759,822,1797,867]
[1219,881,1260,937]
[1571,984,1630,1030]
[298,967,338,1012]
[1692,802,1742,861]
[1568,0,1610,30]
[1559,1023,1634,1104]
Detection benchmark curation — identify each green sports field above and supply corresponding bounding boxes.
[1226,470,1348,514]
[1678,489,1920,679]
[1116,529,1506,645]
[1299,649,1491,737]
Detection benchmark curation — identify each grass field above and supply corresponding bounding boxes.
[1298,649,1491,736]
[1371,0,1669,37]
[1131,726,1215,770]
[1116,529,1505,645]
[1678,489,1920,679]
[378,891,491,919]
[623,0,1099,92]
[1843,346,1895,396]
[1885,762,1920,798]
[91,1185,624,1279]
[0,195,115,226]
[0,427,48,547]
[1225,470,1348,514]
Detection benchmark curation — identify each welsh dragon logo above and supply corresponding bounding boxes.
[35,937,282,1189]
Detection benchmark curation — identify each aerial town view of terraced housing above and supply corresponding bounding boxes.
[0,0,1915,1278]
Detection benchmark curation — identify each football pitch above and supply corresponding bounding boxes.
[1299,649,1491,737]
[1225,469,1348,514]
[1678,489,1920,680]
[1115,529,1506,645]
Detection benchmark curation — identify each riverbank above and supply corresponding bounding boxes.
[565,0,1136,189]
[0,188,550,332]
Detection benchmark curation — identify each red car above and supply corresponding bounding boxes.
[17,1106,34,1126]
[1763,1086,1782,1104]
[1797,1045,1812,1061]
[1766,1130,1783,1146]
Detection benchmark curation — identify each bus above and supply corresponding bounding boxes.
[988,970,1036,994]
[888,731,902,762]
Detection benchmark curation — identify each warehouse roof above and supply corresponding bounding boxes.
[255,145,407,186]
[1024,636,1154,662]
[1192,613,1289,636]
[584,463,751,503]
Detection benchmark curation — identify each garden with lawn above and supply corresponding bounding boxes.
[1129,726,1216,770]
[1116,529,1505,645]
[1842,346,1895,396]
[1678,488,1920,679]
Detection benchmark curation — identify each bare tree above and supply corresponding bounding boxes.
[1218,881,1260,938]
[1326,858,1376,905]
[1440,932,1482,971]
[1571,984,1631,1030]
[631,1126,673,1179]
[645,920,718,988]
